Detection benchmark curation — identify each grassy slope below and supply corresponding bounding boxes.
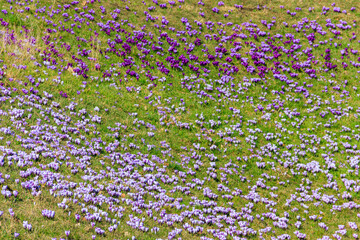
[0,0,360,239]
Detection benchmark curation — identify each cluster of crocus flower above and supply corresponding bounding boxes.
[22,221,32,231]
[1,0,360,239]
[42,209,55,219]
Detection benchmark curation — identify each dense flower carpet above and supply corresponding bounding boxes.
[0,0,360,239]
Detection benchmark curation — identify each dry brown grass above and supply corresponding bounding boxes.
[180,4,197,11]
[0,28,43,86]
[220,5,236,12]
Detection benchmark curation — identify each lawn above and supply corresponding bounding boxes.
[0,0,359,239]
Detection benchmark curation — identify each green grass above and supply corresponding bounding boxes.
[0,0,360,239]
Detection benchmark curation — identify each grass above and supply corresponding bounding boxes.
[0,0,359,239]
